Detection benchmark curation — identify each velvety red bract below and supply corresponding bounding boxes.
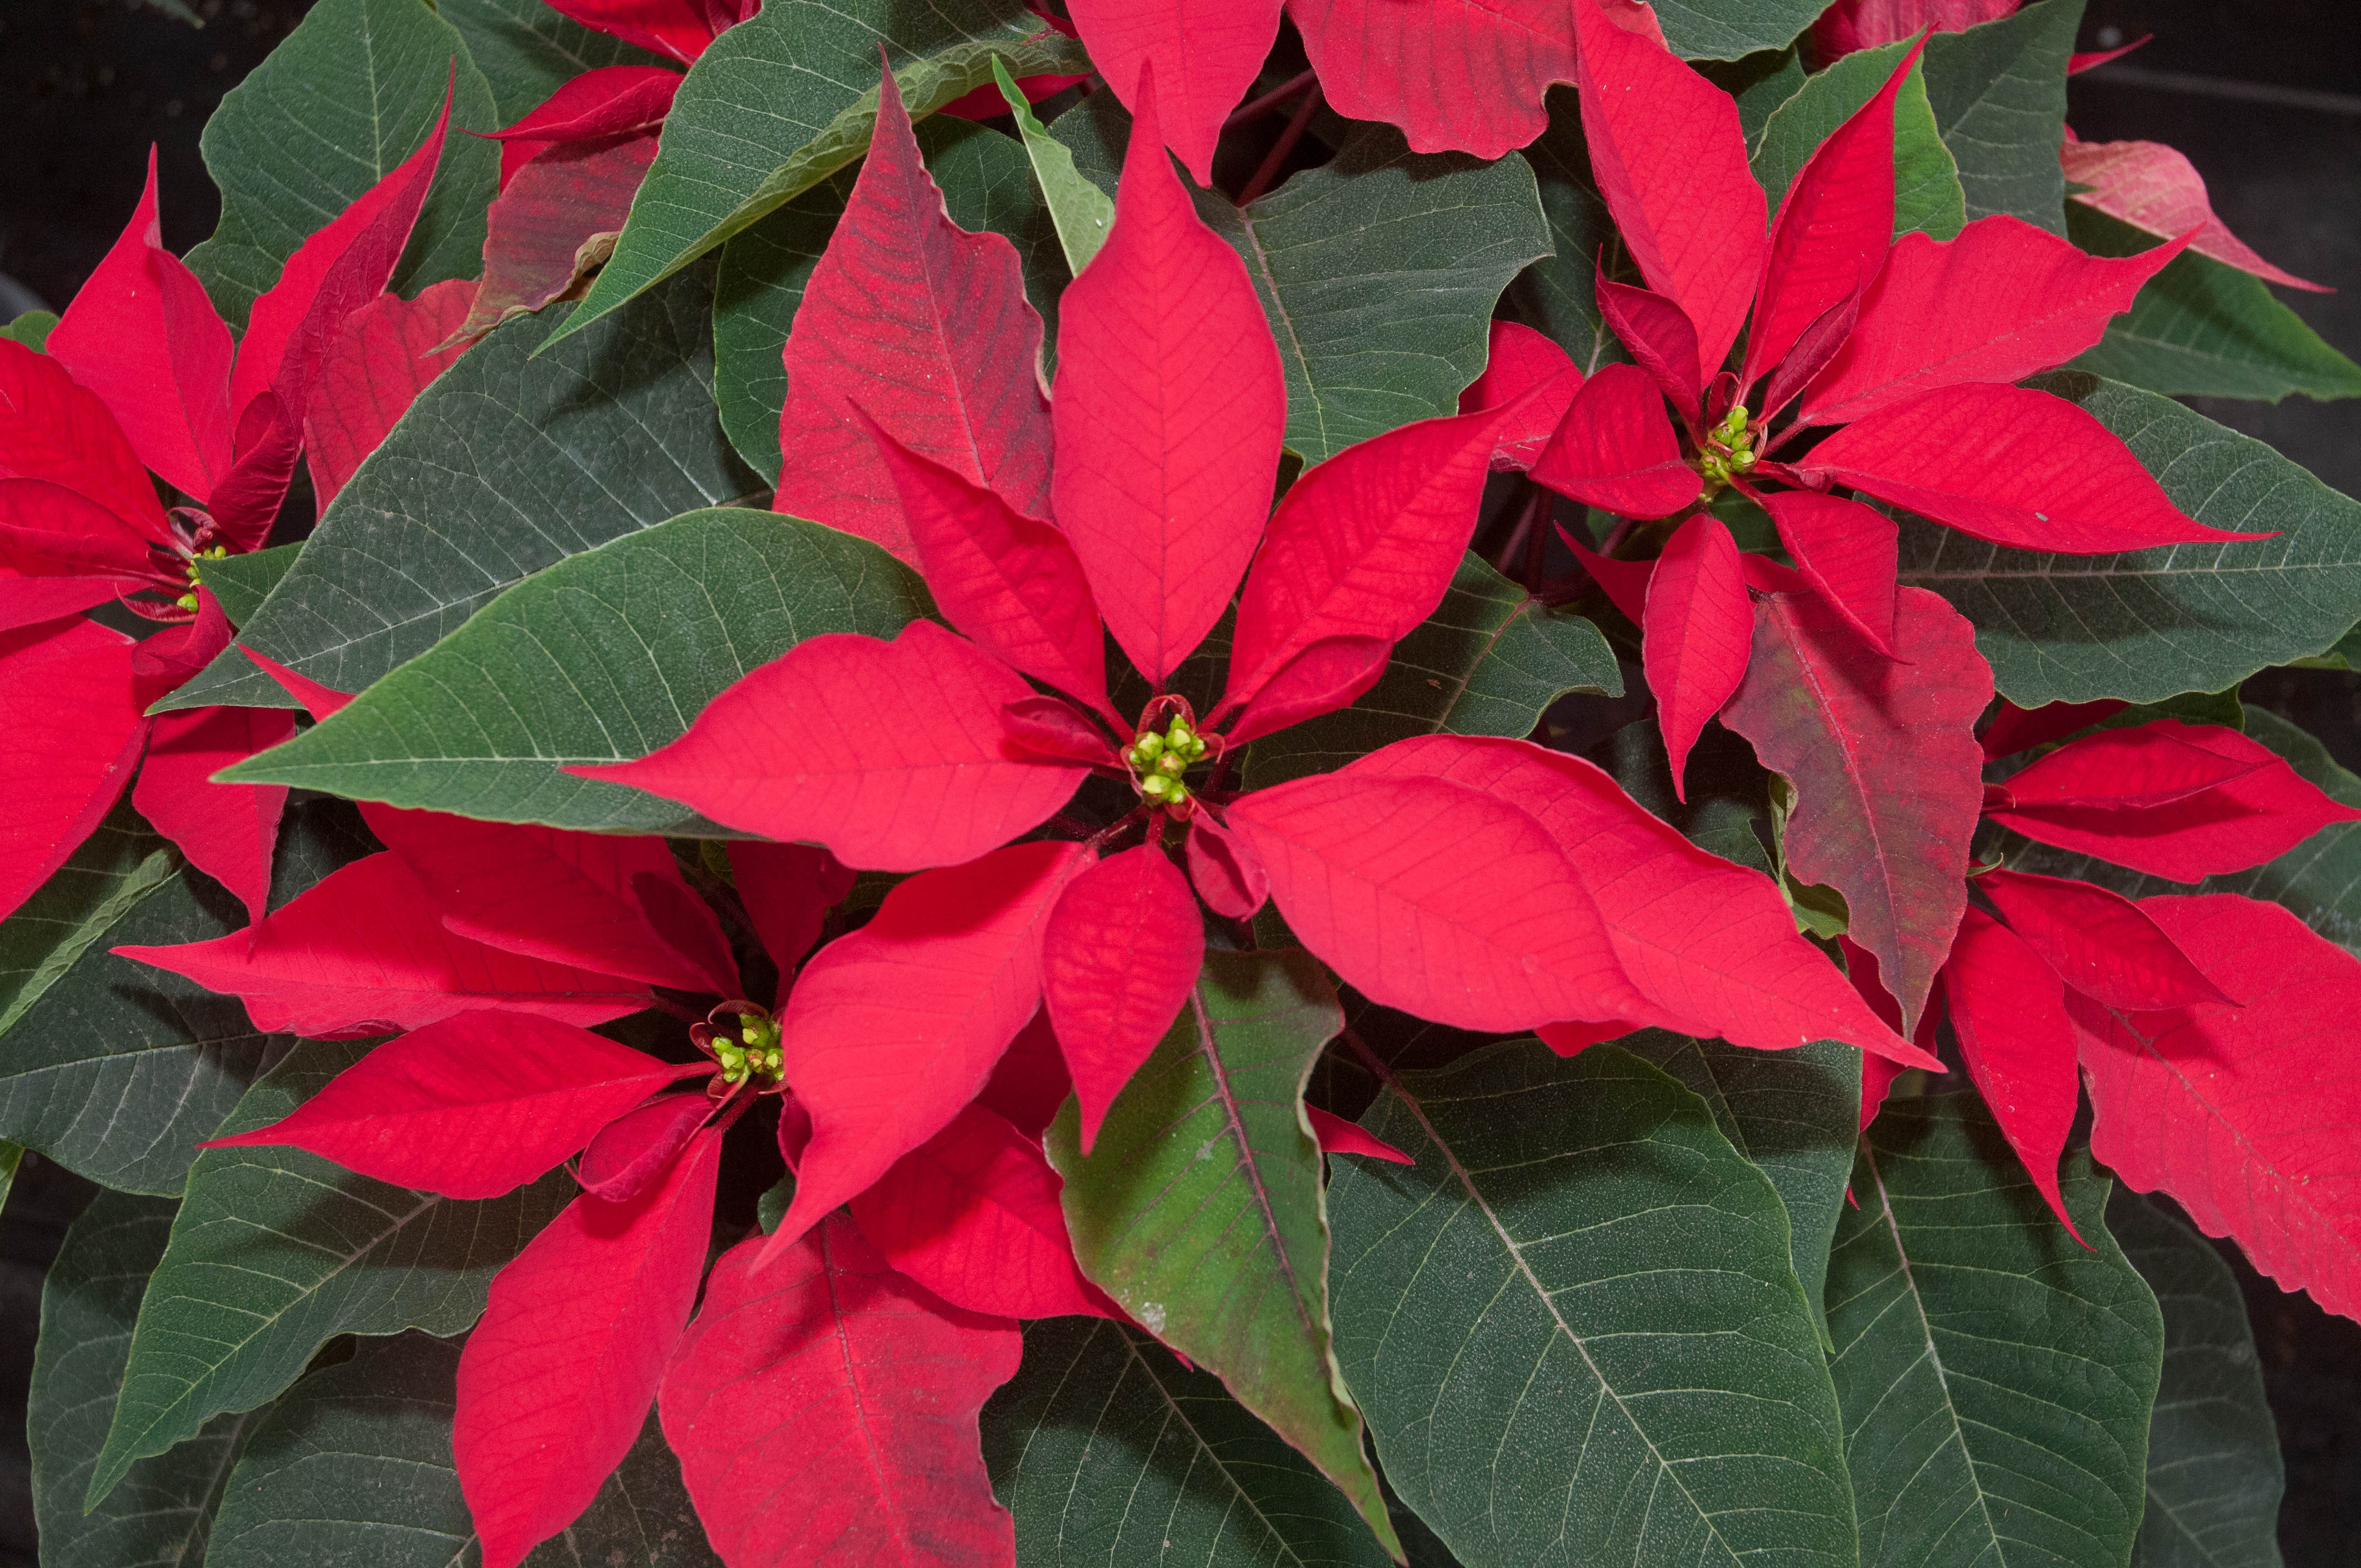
[1594,278,1704,424]
[1941,906,2085,1239]
[1459,319,1581,471]
[728,840,855,972]
[1185,810,1270,919]
[457,1125,725,1568]
[456,133,659,343]
[1574,0,1765,383]
[850,1103,1117,1321]
[0,340,172,571]
[1642,514,1752,799]
[1978,697,2127,759]
[132,705,295,925]
[239,644,353,721]
[1052,74,1284,686]
[1992,721,2264,810]
[113,852,651,1037]
[1804,217,2192,424]
[204,1011,703,1198]
[2061,135,2330,292]
[660,1219,1021,1568]
[1810,0,2017,59]
[1840,935,1921,1129]
[1064,2,1280,183]
[571,622,1087,874]
[975,1009,1074,1139]
[578,1091,717,1205]
[1720,588,1990,1029]
[0,618,146,925]
[303,278,475,509]
[1306,1106,1415,1164]
[2076,895,2361,1319]
[1977,867,2231,1010]
[1040,845,1205,1150]
[1795,383,2274,552]
[1756,489,1898,654]
[1557,525,1655,626]
[1531,363,1702,520]
[483,65,682,186]
[773,66,1054,568]
[540,0,743,66]
[766,841,1086,1253]
[1290,0,1577,159]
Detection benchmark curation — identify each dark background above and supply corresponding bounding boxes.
[1,0,2355,1561]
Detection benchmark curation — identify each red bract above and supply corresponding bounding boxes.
[540,0,755,66]
[2060,133,2332,293]
[1809,0,2016,58]
[1290,0,1578,159]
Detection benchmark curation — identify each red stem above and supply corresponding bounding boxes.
[1237,82,1321,206]
[1222,69,1318,133]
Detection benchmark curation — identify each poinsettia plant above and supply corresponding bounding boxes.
[7,0,2356,1564]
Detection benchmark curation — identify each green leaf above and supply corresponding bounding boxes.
[1244,551,1619,788]
[183,0,501,326]
[1327,1041,1856,1567]
[2,308,57,350]
[1588,718,1779,879]
[2107,1190,2287,1568]
[994,56,1113,276]
[200,542,302,629]
[1751,39,1966,241]
[88,1037,575,1507]
[1046,949,1399,1559]
[553,0,1088,345]
[161,268,757,714]
[983,1316,1397,1568]
[1919,0,2080,233]
[0,797,367,1195]
[1617,1031,1861,1340]
[1825,1093,2164,1568]
[434,0,668,123]
[31,1192,260,1568]
[2066,205,2361,404]
[1510,92,1624,375]
[222,509,932,831]
[205,1332,720,1568]
[1727,49,1808,148]
[1896,371,2361,705]
[1655,0,1824,62]
[713,116,1064,485]
[1053,99,1551,463]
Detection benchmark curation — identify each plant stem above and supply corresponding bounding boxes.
[1238,82,1322,205]
[1222,69,1318,133]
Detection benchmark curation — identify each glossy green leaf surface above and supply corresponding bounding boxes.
[1328,1041,1857,1568]
[1919,0,2080,233]
[983,1316,1396,1568]
[1826,1094,2163,1568]
[1751,39,1966,241]
[436,0,668,122]
[1047,950,1398,1559]
[223,509,931,832]
[31,1192,259,1568]
[202,543,302,631]
[163,268,757,713]
[88,1038,574,1507]
[1896,372,2361,704]
[183,0,499,326]
[556,0,1087,343]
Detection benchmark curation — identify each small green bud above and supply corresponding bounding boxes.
[1157,753,1185,777]
[1732,448,1756,472]
[1134,732,1165,760]
[1166,721,1193,749]
[1141,774,1172,798]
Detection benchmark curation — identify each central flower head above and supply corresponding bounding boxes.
[694,1005,783,1090]
[1123,697,1212,814]
[1693,402,1757,496]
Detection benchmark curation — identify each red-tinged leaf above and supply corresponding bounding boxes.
[1555,524,1655,624]
[542,0,733,67]
[458,1125,725,1568]
[1574,0,1764,384]
[1225,770,1643,1033]
[481,65,682,187]
[1595,277,1703,424]
[1642,513,1751,797]
[131,704,294,925]
[1838,934,1923,1129]
[728,840,854,974]
[1803,216,2194,426]
[1305,1105,1412,1164]
[1350,734,1935,1065]
[0,340,173,568]
[1051,74,1284,687]
[1064,2,1280,183]
[0,617,146,924]
[1990,722,2361,880]
[302,277,475,510]
[864,416,1113,720]
[238,643,353,720]
[0,570,129,634]
[1941,906,2085,1238]
[204,395,302,553]
[208,1011,704,1197]
[1459,319,1581,471]
[1742,41,1919,391]
[1757,488,1898,654]
[1810,0,2018,57]
[46,148,233,502]
[578,1090,717,1204]
[2061,136,2330,292]
[573,622,1087,873]
[1978,867,2231,1010]
[629,870,742,996]
[851,1103,1117,1320]
[975,1009,1073,1138]
[456,132,659,343]
[114,851,651,1037]
[1530,362,1701,520]
[1978,696,2126,759]
[1185,810,1269,919]
[1721,587,1990,1028]
[1222,407,1498,716]
[660,1219,1021,1568]
[1794,383,2276,552]
[1291,0,1576,158]
[766,841,1087,1251]
[1041,845,1205,1152]
[1991,720,2263,811]
[365,807,726,994]
[1222,635,1391,747]
[2075,895,2361,1319]
[774,66,1053,571]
